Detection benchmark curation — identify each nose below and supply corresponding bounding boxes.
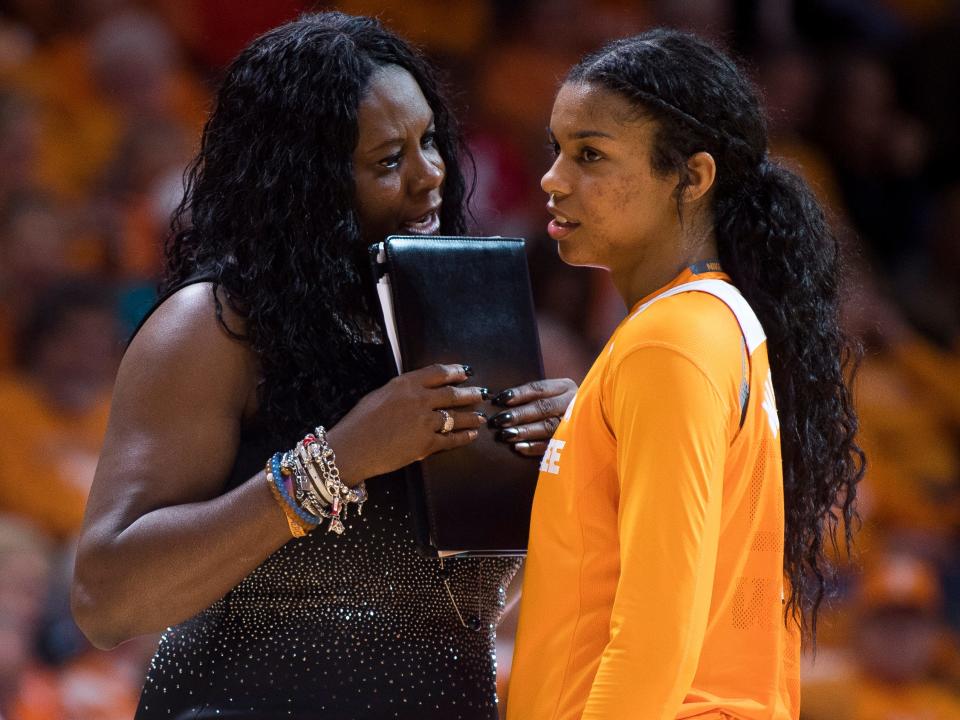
[541,156,570,199]
[410,147,445,195]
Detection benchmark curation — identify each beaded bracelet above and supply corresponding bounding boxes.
[265,457,317,538]
[266,428,365,537]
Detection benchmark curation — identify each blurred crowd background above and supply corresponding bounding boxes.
[0,1,959,718]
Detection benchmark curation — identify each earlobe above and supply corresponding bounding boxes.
[682,151,717,203]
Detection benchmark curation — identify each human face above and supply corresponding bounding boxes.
[542,81,681,279]
[353,65,445,245]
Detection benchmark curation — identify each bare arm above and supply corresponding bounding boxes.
[72,284,484,648]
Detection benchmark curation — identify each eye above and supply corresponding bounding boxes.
[579,146,602,163]
[379,152,403,169]
[421,130,437,148]
[545,140,560,157]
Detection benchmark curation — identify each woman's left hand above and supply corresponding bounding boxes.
[488,378,578,457]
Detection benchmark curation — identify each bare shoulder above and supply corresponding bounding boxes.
[120,282,258,418]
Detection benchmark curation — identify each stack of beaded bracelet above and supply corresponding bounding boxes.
[266,426,367,537]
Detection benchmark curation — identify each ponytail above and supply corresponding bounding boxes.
[715,160,864,636]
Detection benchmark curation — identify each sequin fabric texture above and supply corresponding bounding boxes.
[135,476,520,720]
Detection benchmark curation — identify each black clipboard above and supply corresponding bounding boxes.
[370,236,544,556]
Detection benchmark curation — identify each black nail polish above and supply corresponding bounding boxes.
[479,387,490,401]
[497,428,520,442]
[462,364,474,377]
[489,412,513,428]
[493,389,514,406]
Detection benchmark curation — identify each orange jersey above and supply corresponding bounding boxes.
[508,267,800,720]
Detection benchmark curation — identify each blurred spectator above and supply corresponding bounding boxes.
[90,116,192,280]
[2,5,206,200]
[87,9,205,126]
[816,49,931,278]
[758,44,847,214]
[897,182,960,346]
[0,514,58,720]
[803,553,960,720]
[0,511,151,720]
[0,90,42,205]
[897,8,960,187]
[841,262,960,554]
[340,0,493,57]
[0,192,73,370]
[151,0,305,73]
[650,0,733,42]
[0,278,119,539]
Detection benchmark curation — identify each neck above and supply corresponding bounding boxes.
[614,232,719,309]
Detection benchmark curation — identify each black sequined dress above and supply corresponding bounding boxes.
[132,281,522,720]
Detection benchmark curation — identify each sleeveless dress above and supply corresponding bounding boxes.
[132,278,522,720]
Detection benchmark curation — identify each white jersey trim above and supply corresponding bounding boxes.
[627,278,767,353]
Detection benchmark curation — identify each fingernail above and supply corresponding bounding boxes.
[514,442,532,451]
[475,412,488,423]
[497,428,520,442]
[462,364,474,377]
[468,429,478,440]
[493,389,514,406]
[489,412,513,428]
[479,387,490,401]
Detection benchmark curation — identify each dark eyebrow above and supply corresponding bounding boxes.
[546,127,615,141]
[365,115,437,155]
[367,137,403,154]
[571,129,614,140]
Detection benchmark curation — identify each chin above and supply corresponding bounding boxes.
[556,240,593,268]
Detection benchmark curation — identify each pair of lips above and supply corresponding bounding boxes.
[546,205,581,239]
[547,204,580,227]
[400,208,441,235]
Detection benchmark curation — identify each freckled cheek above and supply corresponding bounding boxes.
[581,183,635,247]
[609,174,643,215]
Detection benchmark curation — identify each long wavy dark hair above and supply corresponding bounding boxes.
[164,12,468,442]
[567,29,865,638]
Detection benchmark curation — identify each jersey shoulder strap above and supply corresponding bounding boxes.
[628,278,766,353]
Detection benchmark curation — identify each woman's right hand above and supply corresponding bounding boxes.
[327,363,487,484]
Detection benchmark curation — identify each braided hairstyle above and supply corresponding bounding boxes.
[568,29,864,638]
[164,12,468,443]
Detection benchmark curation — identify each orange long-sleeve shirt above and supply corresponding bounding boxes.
[508,267,800,720]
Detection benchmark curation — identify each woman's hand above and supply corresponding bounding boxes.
[327,363,488,484]
[487,378,578,457]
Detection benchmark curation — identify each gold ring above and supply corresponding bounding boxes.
[437,409,455,434]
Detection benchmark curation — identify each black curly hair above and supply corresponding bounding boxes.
[567,29,865,638]
[163,12,468,442]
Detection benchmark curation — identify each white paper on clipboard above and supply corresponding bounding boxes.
[374,246,403,374]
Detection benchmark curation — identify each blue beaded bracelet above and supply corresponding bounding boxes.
[270,452,322,526]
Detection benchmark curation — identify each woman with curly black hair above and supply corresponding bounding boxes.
[71,12,574,720]
[507,29,864,719]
